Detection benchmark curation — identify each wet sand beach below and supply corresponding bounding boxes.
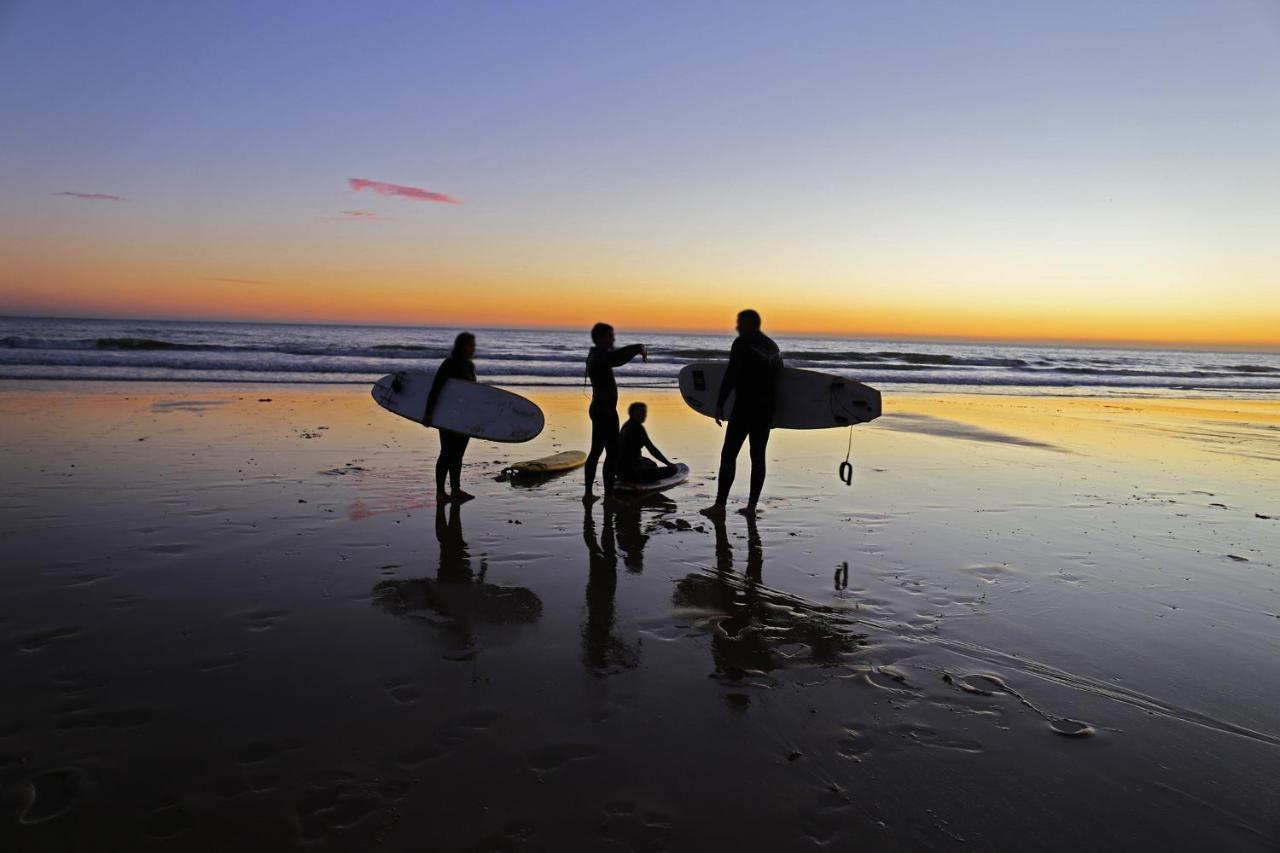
[2,383,1278,850]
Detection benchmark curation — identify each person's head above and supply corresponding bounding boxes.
[627,401,647,423]
[590,322,615,349]
[736,309,762,335]
[452,331,476,359]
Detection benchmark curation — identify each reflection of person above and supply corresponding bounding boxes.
[711,512,763,586]
[584,323,647,505]
[617,402,676,485]
[698,514,770,677]
[424,332,478,503]
[371,502,542,656]
[582,508,639,673]
[434,499,471,581]
[701,310,782,518]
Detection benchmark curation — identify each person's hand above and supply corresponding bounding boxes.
[639,345,649,362]
[713,406,723,427]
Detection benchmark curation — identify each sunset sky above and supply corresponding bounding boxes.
[1,1,1277,346]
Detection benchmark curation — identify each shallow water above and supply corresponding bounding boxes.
[1,385,1278,850]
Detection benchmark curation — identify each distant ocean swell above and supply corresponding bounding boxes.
[0,320,1276,394]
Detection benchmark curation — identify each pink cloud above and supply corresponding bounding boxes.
[341,210,381,219]
[54,191,126,201]
[348,178,460,205]
[201,277,268,285]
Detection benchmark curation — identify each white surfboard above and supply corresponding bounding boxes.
[372,371,544,442]
[614,463,690,495]
[678,362,880,428]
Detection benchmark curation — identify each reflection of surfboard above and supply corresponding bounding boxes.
[506,450,587,476]
[372,371,543,443]
[678,362,880,428]
[615,463,690,495]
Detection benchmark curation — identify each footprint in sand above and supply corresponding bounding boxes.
[20,626,82,652]
[147,543,190,556]
[597,804,674,852]
[382,678,421,705]
[14,769,80,824]
[836,723,874,761]
[243,609,289,632]
[396,745,449,769]
[528,743,598,773]
[146,803,191,840]
[55,708,153,730]
[238,737,304,765]
[893,723,984,753]
[298,775,410,842]
[198,651,249,671]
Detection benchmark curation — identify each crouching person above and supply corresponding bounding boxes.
[617,402,677,484]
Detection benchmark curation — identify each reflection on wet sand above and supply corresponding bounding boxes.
[675,515,865,681]
[372,503,542,658]
[613,494,678,571]
[581,508,639,674]
[6,386,1280,850]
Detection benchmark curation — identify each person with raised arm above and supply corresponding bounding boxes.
[584,322,647,505]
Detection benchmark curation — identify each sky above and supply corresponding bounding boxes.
[1,1,1278,347]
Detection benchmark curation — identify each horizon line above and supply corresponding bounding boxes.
[0,310,1276,354]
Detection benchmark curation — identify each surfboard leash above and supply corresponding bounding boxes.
[839,426,854,486]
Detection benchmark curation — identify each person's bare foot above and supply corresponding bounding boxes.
[436,490,452,504]
[699,503,726,518]
[582,493,600,506]
[451,489,475,503]
[737,504,759,518]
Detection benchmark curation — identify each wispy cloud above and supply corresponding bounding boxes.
[200,277,268,285]
[348,178,460,205]
[54,191,126,201]
[341,210,382,219]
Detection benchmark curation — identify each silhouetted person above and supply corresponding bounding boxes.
[700,310,782,518]
[583,322,647,505]
[424,332,477,503]
[617,402,676,485]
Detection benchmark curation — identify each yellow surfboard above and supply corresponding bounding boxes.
[505,450,587,476]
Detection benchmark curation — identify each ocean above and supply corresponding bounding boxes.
[1,315,1276,395]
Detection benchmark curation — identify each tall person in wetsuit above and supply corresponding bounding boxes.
[424,332,477,503]
[700,310,782,518]
[584,323,647,505]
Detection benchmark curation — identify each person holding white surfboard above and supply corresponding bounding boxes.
[584,322,648,505]
[700,309,782,518]
[424,332,478,503]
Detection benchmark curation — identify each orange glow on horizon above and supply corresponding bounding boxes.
[2,246,1277,349]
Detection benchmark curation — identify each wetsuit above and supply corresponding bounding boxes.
[585,344,645,496]
[425,355,476,493]
[617,420,676,484]
[715,331,782,506]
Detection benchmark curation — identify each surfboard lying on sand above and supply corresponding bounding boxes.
[614,463,690,495]
[505,450,587,476]
[678,363,881,428]
[372,371,544,442]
